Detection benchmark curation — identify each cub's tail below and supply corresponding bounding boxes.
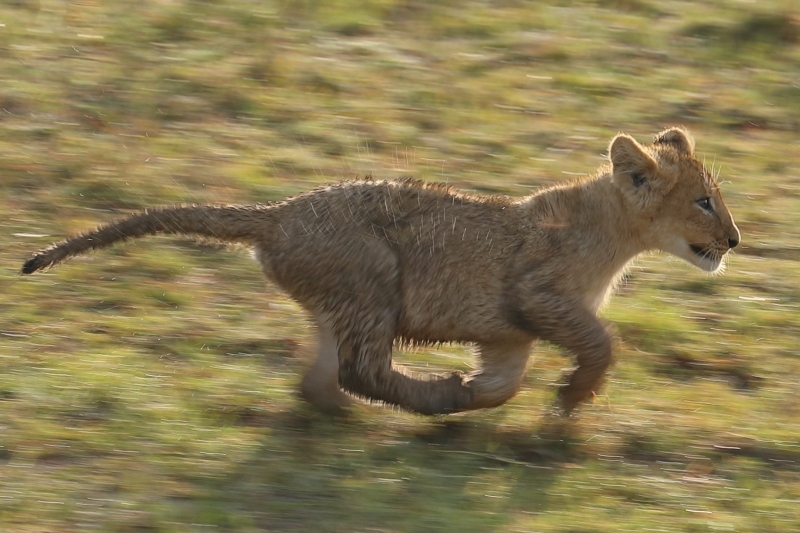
[21,204,270,274]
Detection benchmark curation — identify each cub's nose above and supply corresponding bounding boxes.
[727,223,741,249]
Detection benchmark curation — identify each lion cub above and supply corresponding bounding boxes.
[23,128,740,415]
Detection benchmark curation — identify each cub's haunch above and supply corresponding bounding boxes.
[22,128,740,415]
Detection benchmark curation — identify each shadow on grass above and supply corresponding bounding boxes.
[180,401,800,531]
[651,352,764,391]
[190,410,580,532]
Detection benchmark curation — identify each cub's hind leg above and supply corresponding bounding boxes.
[300,318,354,412]
[275,235,472,415]
[333,306,474,415]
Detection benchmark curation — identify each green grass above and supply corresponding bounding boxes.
[3,0,800,531]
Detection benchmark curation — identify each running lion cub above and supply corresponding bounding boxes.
[22,127,740,415]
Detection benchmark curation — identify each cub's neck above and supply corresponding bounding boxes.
[524,172,647,310]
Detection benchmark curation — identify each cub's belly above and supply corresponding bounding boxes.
[398,296,527,345]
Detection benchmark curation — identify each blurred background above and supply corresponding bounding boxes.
[2,1,799,531]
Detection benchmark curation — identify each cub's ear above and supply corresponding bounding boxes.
[653,127,695,155]
[609,134,657,188]
[609,133,673,209]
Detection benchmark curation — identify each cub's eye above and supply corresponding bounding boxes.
[696,197,713,212]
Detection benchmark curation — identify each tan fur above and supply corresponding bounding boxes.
[22,128,740,415]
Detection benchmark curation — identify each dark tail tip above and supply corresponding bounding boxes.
[21,256,46,275]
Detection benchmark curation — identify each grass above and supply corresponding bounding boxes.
[2,0,800,531]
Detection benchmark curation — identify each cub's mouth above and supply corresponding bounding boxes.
[689,244,708,256]
[688,242,726,273]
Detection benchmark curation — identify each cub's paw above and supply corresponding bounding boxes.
[415,372,473,415]
[299,380,355,415]
[553,384,594,417]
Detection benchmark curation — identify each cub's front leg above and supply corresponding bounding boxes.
[466,340,534,409]
[507,295,614,414]
[551,314,614,414]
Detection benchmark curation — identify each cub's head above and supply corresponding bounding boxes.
[610,127,740,273]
